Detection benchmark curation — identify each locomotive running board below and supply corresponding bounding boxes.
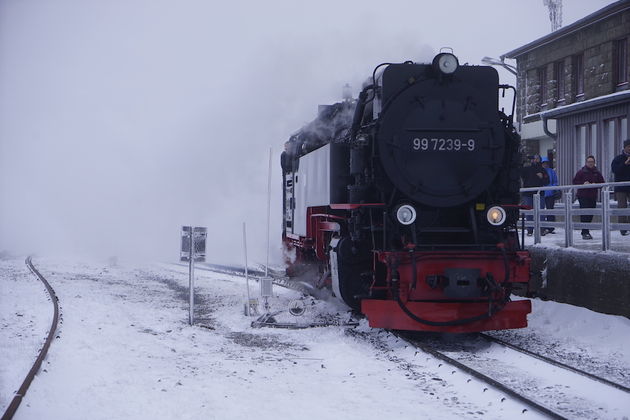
[361,299,532,333]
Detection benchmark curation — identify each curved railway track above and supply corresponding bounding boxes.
[1,257,60,420]
[395,331,630,420]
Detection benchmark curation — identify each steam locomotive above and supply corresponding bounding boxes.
[280,51,532,332]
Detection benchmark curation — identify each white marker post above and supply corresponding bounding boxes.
[260,147,274,312]
[266,147,272,278]
[189,230,194,325]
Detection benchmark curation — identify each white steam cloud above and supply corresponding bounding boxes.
[0,0,612,264]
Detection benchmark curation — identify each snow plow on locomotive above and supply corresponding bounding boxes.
[280,52,532,333]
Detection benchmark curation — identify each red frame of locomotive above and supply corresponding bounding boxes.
[284,204,532,333]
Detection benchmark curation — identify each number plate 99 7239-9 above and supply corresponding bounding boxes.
[412,137,476,152]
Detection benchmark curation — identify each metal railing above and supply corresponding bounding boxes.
[520,181,630,251]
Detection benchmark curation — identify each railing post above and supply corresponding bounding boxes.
[520,212,525,250]
[602,186,610,251]
[564,190,573,248]
[533,192,541,244]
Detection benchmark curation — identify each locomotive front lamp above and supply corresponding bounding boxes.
[433,53,459,75]
[396,204,417,225]
[486,206,506,226]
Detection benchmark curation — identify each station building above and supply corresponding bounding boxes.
[502,0,630,185]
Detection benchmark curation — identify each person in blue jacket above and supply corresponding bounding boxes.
[521,154,549,236]
[611,139,630,236]
[541,157,559,234]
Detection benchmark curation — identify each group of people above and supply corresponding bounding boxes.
[521,139,630,240]
[521,154,558,237]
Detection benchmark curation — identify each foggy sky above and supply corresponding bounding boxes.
[0,0,615,264]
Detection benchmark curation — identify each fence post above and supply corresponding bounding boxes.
[602,186,611,251]
[533,192,541,244]
[564,190,573,247]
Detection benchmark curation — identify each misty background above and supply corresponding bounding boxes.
[0,0,613,264]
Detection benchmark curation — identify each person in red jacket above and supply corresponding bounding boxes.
[573,156,605,240]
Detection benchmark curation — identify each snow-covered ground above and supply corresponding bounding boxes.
[1,255,629,420]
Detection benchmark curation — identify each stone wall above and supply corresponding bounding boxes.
[515,9,630,123]
[525,246,630,318]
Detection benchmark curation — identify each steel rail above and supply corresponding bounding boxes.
[394,332,567,420]
[1,257,60,420]
[189,263,318,296]
[479,333,630,393]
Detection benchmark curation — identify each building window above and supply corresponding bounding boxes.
[538,66,548,110]
[577,125,587,170]
[613,38,628,88]
[555,59,565,104]
[590,123,598,164]
[605,117,628,181]
[573,54,584,98]
[576,123,599,175]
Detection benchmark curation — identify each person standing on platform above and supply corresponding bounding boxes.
[541,157,559,234]
[610,139,630,236]
[573,156,605,240]
[521,154,549,236]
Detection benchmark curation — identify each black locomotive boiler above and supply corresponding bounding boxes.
[280,51,532,332]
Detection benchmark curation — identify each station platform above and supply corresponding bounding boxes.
[518,228,630,319]
[521,228,630,254]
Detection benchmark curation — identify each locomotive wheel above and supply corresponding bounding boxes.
[335,237,371,311]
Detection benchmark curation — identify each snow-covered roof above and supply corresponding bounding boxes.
[502,0,630,60]
[536,89,630,120]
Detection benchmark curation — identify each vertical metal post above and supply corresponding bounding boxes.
[521,212,525,250]
[243,222,252,316]
[564,190,573,247]
[266,147,272,277]
[188,231,194,326]
[382,211,387,251]
[602,186,611,251]
[262,147,273,313]
[533,192,541,244]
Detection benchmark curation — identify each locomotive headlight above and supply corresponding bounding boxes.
[433,53,459,75]
[486,206,507,226]
[395,204,417,225]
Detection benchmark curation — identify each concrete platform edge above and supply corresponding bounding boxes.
[523,246,630,318]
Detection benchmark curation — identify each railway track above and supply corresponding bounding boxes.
[479,333,630,393]
[183,262,356,328]
[395,331,630,420]
[187,262,324,297]
[1,257,60,420]
[197,261,630,417]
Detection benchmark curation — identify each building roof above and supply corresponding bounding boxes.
[540,90,630,119]
[501,0,630,60]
